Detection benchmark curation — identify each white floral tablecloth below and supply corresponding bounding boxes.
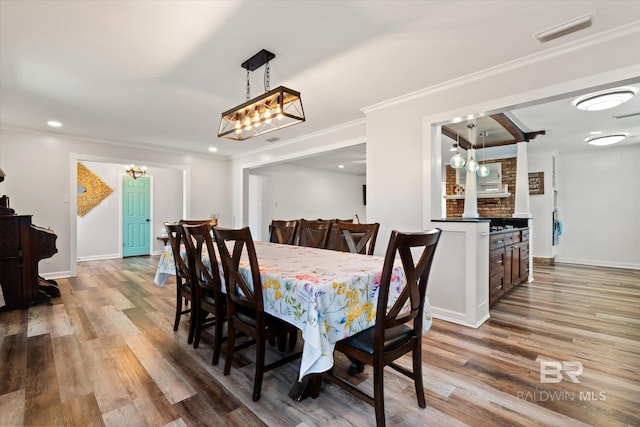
[154,241,432,380]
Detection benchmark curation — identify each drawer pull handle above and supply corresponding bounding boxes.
[497,260,503,264]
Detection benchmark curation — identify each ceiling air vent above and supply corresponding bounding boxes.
[613,111,640,120]
[266,137,280,142]
[534,13,593,43]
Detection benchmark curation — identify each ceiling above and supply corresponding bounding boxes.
[1,1,640,172]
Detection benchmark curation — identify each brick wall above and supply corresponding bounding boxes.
[445,157,517,218]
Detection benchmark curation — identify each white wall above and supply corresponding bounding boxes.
[77,161,122,260]
[556,144,640,269]
[528,151,556,259]
[0,128,230,278]
[230,120,366,227]
[249,164,366,241]
[76,161,184,260]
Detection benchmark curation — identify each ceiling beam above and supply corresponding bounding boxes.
[442,126,472,150]
[442,114,545,149]
[491,113,546,142]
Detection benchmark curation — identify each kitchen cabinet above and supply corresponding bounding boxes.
[489,227,529,307]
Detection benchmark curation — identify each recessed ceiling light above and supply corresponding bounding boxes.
[47,120,62,127]
[208,147,218,152]
[585,133,626,146]
[575,89,635,111]
[338,164,345,169]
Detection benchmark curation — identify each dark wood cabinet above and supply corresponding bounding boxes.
[489,227,529,307]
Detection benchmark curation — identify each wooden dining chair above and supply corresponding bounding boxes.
[294,219,332,248]
[182,223,226,365]
[268,219,298,245]
[212,226,302,402]
[323,228,442,427]
[332,222,380,255]
[164,222,196,344]
[324,218,353,251]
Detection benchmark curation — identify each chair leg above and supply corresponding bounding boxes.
[173,295,182,331]
[277,332,286,351]
[253,338,265,402]
[223,320,236,376]
[373,364,386,427]
[253,338,266,401]
[212,312,224,366]
[413,347,426,408]
[187,305,196,344]
[193,308,204,349]
[288,329,298,351]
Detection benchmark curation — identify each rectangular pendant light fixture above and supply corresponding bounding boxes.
[218,50,305,141]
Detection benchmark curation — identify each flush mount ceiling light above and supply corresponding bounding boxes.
[126,164,147,179]
[585,133,627,146]
[47,120,62,127]
[575,89,635,111]
[218,49,305,141]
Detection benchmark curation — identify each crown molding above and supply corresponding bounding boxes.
[231,117,365,160]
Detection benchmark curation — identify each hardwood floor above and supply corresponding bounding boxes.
[1,258,638,426]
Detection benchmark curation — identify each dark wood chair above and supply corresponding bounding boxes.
[294,220,332,248]
[323,228,442,427]
[164,222,196,344]
[324,218,353,251]
[182,223,226,365]
[212,226,302,402]
[332,222,380,255]
[268,220,298,245]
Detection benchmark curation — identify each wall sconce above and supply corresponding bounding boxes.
[218,49,305,141]
[126,165,147,179]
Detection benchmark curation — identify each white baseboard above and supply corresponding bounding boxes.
[77,254,121,262]
[41,271,73,280]
[555,258,640,270]
[430,306,490,328]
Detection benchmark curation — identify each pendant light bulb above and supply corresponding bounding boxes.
[476,131,490,177]
[465,158,479,173]
[450,153,466,169]
[477,164,491,177]
[449,132,466,169]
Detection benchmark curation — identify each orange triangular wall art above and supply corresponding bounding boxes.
[77,162,113,217]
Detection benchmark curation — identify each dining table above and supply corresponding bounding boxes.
[154,240,433,400]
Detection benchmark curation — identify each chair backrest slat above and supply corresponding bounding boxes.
[294,220,332,248]
[333,222,380,255]
[213,227,264,312]
[164,222,192,280]
[182,223,222,293]
[268,220,298,245]
[375,229,441,342]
